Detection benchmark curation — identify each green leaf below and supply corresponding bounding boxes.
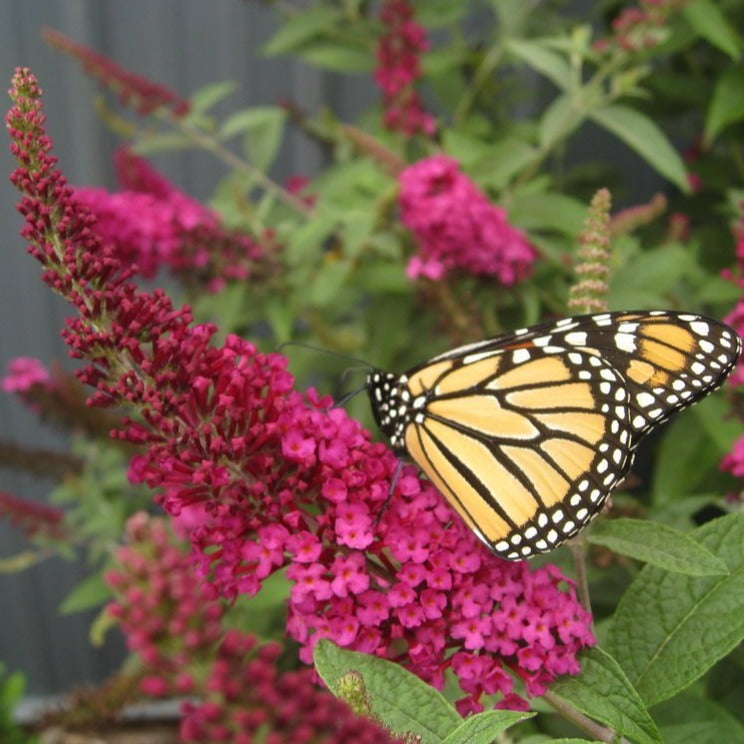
[653,692,744,744]
[651,405,719,501]
[219,107,287,172]
[606,513,744,706]
[285,214,338,265]
[441,710,534,744]
[608,244,692,309]
[470,138,538,190]
[264,296,296,343]
[508,192,586,236]
[89,605,118,647]
[416,0,468,27]
[686,391,742,454]
[505,39,572,90]
[262,7,343,56]
[311,260,353,306]
[220,106,285,139]
[421,47,468,76]
[550,647,663,744]
[589,105,689,191]
[341,212,376,259]
[704,65,744,146]
[539,94,580,149]
[314,639,461,743]
[299,43,374,72]
[357,263,409,294]
[588,518,729,576]
[60,572,111,614]
[441,130,491,167]
[683,0,742,60]
[652,393,740,502]
[189,81,238,114]
[0,550,47,573]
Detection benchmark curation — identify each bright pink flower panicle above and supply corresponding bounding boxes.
[721,435,744,479]
[374,0,435,136]
[1,357,52,393]
[8,68,593,711]
[399,155,537,283]
[723,298,744,388]
[74,147,266,288]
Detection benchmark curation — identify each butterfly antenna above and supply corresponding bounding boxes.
[276,340,372,369]
[333,382,369,409]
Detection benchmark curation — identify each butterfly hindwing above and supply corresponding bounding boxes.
[367,310,741,560]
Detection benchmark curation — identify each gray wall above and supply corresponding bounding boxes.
[0,0,373,695]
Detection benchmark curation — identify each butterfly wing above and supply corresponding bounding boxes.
[401,344,635,559]
[487,311,741,446]
[369,310,741,560]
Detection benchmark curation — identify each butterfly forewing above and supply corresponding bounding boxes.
[367,310,741,560]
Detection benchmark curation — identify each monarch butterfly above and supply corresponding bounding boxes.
[367,310,741,560]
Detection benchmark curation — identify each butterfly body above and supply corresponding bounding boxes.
[367,311,741,560]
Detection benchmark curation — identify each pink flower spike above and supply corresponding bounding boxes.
[1,357,52,393]
[399,155,536,283]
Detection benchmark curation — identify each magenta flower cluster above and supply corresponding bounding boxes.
[374,0,435,137]
[107,513,400,743]
[74,147,265,290]
[8,68,594,714]
[398,155,536,283]
[1,357,52,393]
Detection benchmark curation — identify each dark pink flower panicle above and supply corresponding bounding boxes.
[107,514,400,743]
[399,155,537,284]
[593,0,685,54]
[43,29,189,117]
[374,0,436,137]
[0,490,66,540]
[7,68,593,711]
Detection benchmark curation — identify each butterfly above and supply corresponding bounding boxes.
[367,310,741,560]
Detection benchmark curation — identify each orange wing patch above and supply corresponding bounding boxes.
[487,356,571,390]
[501,445,571,508]
[505,382,596,410]
[533,411,606,445]
[407,360,453,396]
[641,322,695,351]
[427,395,539,440]
[435,356,503,395]
[405,425,514,542]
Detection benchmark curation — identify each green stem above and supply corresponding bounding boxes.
[454,43,504,125]
[569,534,594,623]
[543,690,631,744]
[164,114,315,217]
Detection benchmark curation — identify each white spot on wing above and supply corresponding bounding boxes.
[565,331,588,346]
[615,333,637,352]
